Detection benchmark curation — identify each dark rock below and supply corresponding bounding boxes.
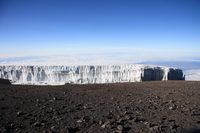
[67,127,80,132]
[133,117,140,122]
[33,121,43,127]
[0,78,11,85]
[17,111,25,116]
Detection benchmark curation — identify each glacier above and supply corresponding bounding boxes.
[0,65,184,85]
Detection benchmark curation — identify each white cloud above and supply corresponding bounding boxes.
[0,47,150,58]
[0,54,140,65]
[184,69,200,81]
[0,46,187,58]
[0,53,199,66]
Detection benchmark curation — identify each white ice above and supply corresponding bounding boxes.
[0,65,184,85]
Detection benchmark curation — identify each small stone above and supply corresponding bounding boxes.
[101,121,110,128]
[43,130,48,133]
[17,111,23,116]
[170,100,175,103]
[170,123,178,129]
[138,100,142,103]
[115,130,123,133]
[169,106,175,110]
[133,117,140,122]
[153,126,159,130]
[155,96,160,99]
[10,123,15,127]
[101,124,106,128]
[149,126,159,131]
[125,115,131,120]
[83,116,90,122]
[77,120,82,123]
[147,123,151,128]
[53,97,57,100]
[117,125,123,131]
[135,111,140,114]
[99,121,103,125]
[33,121,42,127]
[117,119,122,123]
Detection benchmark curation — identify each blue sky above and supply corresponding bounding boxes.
[0,0,200,58]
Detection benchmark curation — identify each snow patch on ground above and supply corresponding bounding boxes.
[11,81,65,86]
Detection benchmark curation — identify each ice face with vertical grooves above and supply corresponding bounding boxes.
[0,65,184,85]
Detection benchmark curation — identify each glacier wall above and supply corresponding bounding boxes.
[0,65,184,85]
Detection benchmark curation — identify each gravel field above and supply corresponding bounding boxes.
[0,79,200,133]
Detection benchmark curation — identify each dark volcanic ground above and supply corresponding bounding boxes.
[0,80,200,133]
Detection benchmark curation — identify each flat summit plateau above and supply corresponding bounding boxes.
[0,79,200,133]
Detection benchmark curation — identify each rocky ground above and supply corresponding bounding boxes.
[0,79,200,133]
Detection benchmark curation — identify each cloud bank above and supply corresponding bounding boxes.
[184,69,200,81]
[0,53,199,65]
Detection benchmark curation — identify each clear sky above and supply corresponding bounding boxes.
[0,0,200,58]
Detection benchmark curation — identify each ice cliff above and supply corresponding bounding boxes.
[0,65,184,85]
